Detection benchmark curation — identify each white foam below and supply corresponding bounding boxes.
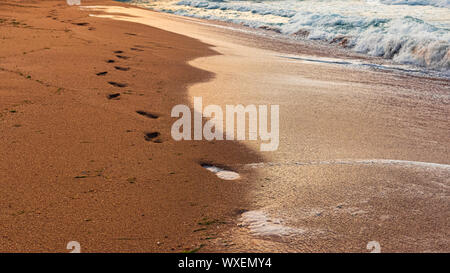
[340,159,450,170]
[240,210,304,237]
[378,0,450,8]
[129,0,450,72]
[202,165,240,180]
[243,159,450,170]
[281,11,450,71]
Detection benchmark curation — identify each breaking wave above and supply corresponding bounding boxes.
[377,0,450,8]
[125,0,450,73]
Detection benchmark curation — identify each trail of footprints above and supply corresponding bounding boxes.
[46,10,95,31]
[99,49,162,143]
[102,49,131,99]
[96,45,236,178]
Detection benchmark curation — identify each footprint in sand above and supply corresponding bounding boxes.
[114,66,130,71]
[113,50,124,54]
[136,110,158,119]
[107,93,121,100]
[201,163,240,180]
[130,48,144,52]
[73,22,89,26]
[116,55,130,60]
[106,60,116,63]
[108,81,128,88]
[144,132,162,143]
[96,71,108,76]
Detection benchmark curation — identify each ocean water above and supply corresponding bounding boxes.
[121,0,450,74]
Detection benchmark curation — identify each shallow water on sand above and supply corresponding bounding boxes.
[89,5,450,252]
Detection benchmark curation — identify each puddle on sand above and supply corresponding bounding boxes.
[202,164,240,180]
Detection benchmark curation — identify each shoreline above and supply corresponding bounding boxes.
[0,0,448,252]
[92,4,450,252]
[126,0,450,80]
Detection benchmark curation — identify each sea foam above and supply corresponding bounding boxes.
[378,0,450,8]
[126,0,450,73]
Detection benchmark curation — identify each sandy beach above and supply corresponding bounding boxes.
[0,0,449,252]
[0,0,261,252]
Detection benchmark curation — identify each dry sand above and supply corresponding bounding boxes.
[0,0,448,253]
[0,0,260,252]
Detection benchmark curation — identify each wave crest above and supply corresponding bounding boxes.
[283,13,450,70]
[377,0,450,8]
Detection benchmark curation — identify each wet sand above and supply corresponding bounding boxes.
[0,0,261,252]
[90,5,450,252]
